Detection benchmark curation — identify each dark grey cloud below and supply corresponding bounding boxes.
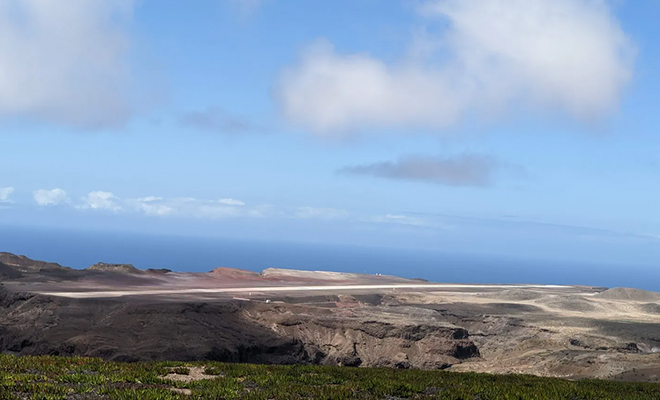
[181,107,259,134]
[339,154,500,187]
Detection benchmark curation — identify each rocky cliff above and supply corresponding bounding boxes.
[0,285,479,368]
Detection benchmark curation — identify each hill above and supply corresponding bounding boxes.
[0,252,69,273]
[595,287,660,302]
[86,262,143,274]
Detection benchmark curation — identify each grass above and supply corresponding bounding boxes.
[0,354,659,399]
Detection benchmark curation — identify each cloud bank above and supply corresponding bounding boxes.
[21,188,443,231]
[0,0,134,128]
[339,154,499,186]
[278,0,635,135]
[76,192,263,219]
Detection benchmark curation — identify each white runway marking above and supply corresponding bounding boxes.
[39,283,577,299]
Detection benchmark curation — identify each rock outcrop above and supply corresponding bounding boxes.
[0,288,310,364]
[87,262,142,274]
[0,262,22,280]
[246,303,480,369]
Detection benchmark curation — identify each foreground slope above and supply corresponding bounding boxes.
[2,354,660,400]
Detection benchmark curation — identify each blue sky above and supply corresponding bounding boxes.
[1,0,660,266]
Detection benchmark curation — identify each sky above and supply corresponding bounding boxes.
[1,0,660,266]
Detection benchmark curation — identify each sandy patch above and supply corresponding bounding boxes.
[162,366,220,383]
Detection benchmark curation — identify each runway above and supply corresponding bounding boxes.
[40,282,577,298]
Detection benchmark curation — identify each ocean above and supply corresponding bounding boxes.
[1,226,659,292]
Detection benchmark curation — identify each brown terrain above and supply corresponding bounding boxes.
[1,251,660,382]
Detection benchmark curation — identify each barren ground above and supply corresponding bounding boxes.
[2,252,660,382]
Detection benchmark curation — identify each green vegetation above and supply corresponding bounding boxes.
[0,354,658,399]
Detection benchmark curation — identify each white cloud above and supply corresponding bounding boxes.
[129,196,174,216]
[279,39,464,135]
[33,188,68,206]
[123,196,259,219]
[0,187,14,202]
[0,0,134,128]
[294,207,350,220]
[369,214,429,227]
[169,198,248,219]
[135,196,163,202]
[80,191,122,212]
[278,0,635,135]
[218,198,246,206]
